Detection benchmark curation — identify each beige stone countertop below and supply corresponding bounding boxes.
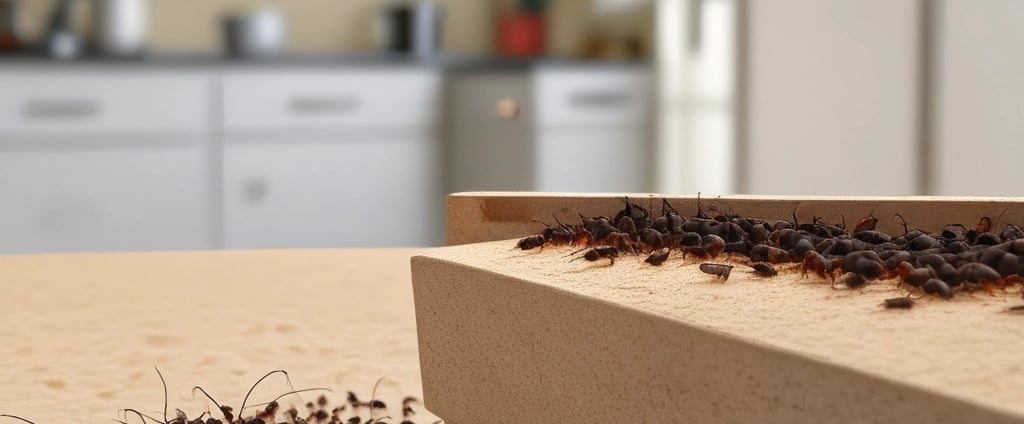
[421,239,1024,421]
[0,249,437,424]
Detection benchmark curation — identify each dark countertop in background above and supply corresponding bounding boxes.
[0,52,650,70]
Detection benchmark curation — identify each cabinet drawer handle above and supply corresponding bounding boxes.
[568,92,631,108]
[242,177,268,204]
[22,99,100,120]
[288,96,360,115]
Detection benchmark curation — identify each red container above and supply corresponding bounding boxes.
[498,13,545,57]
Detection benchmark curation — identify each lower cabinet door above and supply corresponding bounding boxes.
[0,144,211,253]
[535,129,649,193]
[223,136,440,248]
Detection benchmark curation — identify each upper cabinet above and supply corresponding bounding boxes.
[744,0,920,196]
[934,1,1024,196]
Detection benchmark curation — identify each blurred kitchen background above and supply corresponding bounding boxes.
[0,0,1019,252]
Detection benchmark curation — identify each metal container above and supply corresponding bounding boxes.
[94,0,148,56]
[223,8,286,58]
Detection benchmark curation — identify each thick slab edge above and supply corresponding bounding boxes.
[446,192,1024,245]
[412,250,1022,424]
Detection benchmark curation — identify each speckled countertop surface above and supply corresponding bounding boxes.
[0,249,438,423]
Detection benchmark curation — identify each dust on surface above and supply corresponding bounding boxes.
[0,249,437,423]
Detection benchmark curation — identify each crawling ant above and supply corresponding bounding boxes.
[882,296,915,309]
[400,397,419,423]
[923,278,952,298]
[853,210,878,233]
[699,263,733,281]
[801,251,836,281]
[568,246,619,265]
[244,388,332,423]
[834,273,867,289]
[193,370,295,424]
[645,247,670,266]
[751,262,777,277]
[515,234,546,251]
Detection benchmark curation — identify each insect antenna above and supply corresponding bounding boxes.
[994,208,1009,233]
[243,387,333,410]
[0,415,35,424]
[192,386,230,421]
[368,377,389,422]
[239,370,294,421]
[153,367,169,424]
[120,409,163,424]
[893,213,909,235]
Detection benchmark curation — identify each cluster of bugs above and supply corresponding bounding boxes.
[2,369,431,424]
[515,196,1024,310]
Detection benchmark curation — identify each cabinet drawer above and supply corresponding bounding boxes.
[0,71,209,138]
[534,67,651,128]
[222,69,440,134]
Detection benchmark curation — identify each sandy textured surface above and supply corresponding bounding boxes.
[0,249,438,424]
[417,239,1024,421]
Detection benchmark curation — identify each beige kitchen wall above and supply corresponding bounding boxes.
[17,0,651,57]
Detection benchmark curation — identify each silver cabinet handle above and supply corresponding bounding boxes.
[22,99,100,120]
[242,176,268,204]
[288,96,360,115]
[568,92,631,108]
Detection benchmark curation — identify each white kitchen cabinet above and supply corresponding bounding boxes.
[0,146,210,253]
[223,137,438,248]
[744,0,920,195]
[934,1,1024,196]
[0,70,212,254]
[221,69,442,248]
[447,65,652,193]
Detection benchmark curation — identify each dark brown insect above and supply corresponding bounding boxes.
[701,234,726,258]
[977,216,993,234]
[853,211,878,233]
[515,235,546,250]
[923,278,952,298]
[834,273,867,289]
[801,251,834,281]
[751,262,777,277]
[645,247,670,266]
[882,296,915,309]
[892,262,935,288]
[244,388,331,423]
[1008,305,1024,312]
[699,263,733,281]
[570,246,619,265]
[401,397,419,420]
[749,244,790,264]
[194,370,294,424]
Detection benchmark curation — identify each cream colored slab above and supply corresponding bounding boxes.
[416,192,1024,423]
[446,192,1024,245]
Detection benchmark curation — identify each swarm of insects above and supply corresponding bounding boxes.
[0,368,438,424]
[515,195,1024,310]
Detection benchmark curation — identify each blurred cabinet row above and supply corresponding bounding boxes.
[746,0,1024,196]
[0,68,443,253]
[446,66,651,193]
[0,65,651,253]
